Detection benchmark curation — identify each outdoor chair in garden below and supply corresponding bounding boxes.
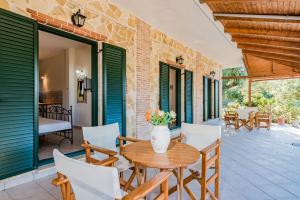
[255,112,272,130]
[224,111,238,130]
[52,149,171,200]
[236,107,257,131]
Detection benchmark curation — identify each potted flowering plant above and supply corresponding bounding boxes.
[145,110,176,153]
[277,115,286,125]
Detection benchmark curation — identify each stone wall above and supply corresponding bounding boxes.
[1,0,222,137]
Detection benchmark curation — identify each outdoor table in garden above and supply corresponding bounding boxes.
[123,140,199,200]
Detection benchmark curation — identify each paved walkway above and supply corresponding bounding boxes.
[220,124,300,200]
[1,123,300,200]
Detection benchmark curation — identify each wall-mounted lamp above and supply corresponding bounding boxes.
[41,75,46,80]
[71,9,86,27]
[76,69,86,80]
[76,69,92,91]
[210,70,216,77]
[176,55,184,65]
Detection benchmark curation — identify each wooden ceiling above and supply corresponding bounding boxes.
[201,0,300,81]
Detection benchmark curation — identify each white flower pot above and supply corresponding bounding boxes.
[150,125,171,153]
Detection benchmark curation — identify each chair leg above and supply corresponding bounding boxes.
[215,145,221,199]
[124,170,136,191]
[184,184,197,200]
[201,154,207,200]
[161,176,169,200]
[168,169,179,195]
[120,171,124,180]
[66,182,71,200]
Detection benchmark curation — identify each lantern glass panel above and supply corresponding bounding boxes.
[79,17,85,26]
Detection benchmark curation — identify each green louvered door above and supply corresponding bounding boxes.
[203,76,208,121]
[0,9,37,179]
[214,80,219,118]
[159,62,170,112]
[185,70,193,123]
[103,43,126,136]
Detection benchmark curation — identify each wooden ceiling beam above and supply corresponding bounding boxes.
[243,50,300,63]
[232,36,300,50]
[225,27,300,41]
[214,13,300,23]
[242,52,250,76]
[268,59,300,70]
[238,44,300,58]
[201,0,286,2]
[252,75,300,82]
[244,52,300,68]
[222,74,300,81]
[222,76,249,79]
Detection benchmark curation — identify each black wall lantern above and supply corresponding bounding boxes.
[210,70,216,77]
[176,55,184,65]
[71,9,86,27]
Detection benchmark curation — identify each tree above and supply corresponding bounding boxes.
[222,68,300,123]
[222,67,247,108]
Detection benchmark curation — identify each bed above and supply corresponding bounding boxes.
[39,117,72,135]
[38,105,73,144]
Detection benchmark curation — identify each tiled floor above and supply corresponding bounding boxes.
[1,123,300,200]
[39,127,83,160]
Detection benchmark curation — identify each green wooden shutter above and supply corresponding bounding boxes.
[207,78,212,119]
[185,70,193,123]
[159,62,169,112]
[103,43,126,136]
[203,76,208,121]
[214,80,219,118]
[0,9,37,179]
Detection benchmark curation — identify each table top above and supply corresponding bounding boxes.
[123,141,199,169]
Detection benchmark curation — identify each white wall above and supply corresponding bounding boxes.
[39,52,67,106]
[66,45,92,127]
[40,44,92,127]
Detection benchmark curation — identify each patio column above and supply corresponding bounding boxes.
[248,78,252,106]
[136,18,151,138]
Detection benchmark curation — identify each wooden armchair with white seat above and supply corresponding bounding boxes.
[52,149,171,200]
[236,107,257,131]
[255,112,272,130]
[180,123,221,200]
[224,111,238,130]
[81,123,141,192]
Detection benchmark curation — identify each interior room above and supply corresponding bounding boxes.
[38,31,92,161]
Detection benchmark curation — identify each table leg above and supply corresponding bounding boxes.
[177,167,183,200]
[134,164,142,186]
[134,164,147,186]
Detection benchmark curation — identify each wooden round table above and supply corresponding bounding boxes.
[123,140,199,200]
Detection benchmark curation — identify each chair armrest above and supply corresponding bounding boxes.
[93,156,119,166]
[172,133,184,142]
[118,136,142,155]
[118,136,142,143]
[52,173,68,186]
[81,143,118,156]
[200,139,221,155]
[52,176,68,186]
[122,171,171,200]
